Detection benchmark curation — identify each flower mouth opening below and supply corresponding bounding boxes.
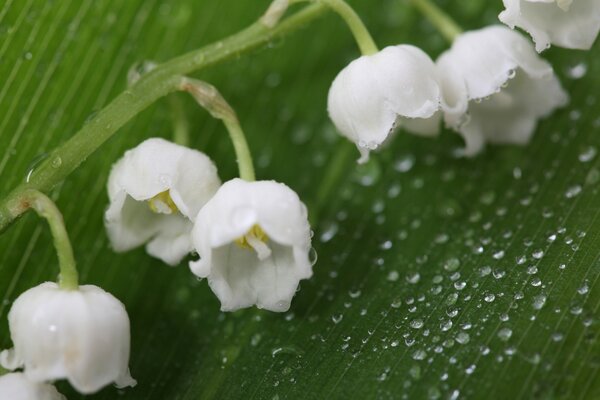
[234,224,272,260]
[147,190,179,215]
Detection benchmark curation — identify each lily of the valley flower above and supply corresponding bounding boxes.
[189,179,313,312]
[327,45,443,163]
[105,138,221,265]
[0,282,136,395]
[436,26,568,156]
[499,0,600,52]
[0,373,65,400]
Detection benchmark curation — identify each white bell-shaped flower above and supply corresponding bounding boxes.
[327,45,443,163]
[436,26,568,156]
[189,179,313,312]
[499,0,600,52]
[0,373,65,400]
[0,282,136,394]
[105,138,221,265]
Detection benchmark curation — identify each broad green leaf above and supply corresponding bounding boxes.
[1,0,599,399]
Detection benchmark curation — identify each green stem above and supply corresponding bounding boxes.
[408,0,462,42]
[0,3,328,234]
[223,118,256,181]
[290,0,378,55]
[168,95,191,147]
[179,78,256,181]
[22,190,79,290]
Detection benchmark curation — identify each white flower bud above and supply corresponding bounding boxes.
[0,282,136,394]
[189,179,313,312]
[436,26,568,156]
[0,373,65,400]
[499,0,600,52]
[327,45,443,163]
[105,138,221,265]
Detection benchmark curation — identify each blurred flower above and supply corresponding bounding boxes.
[437,26,568,155]
[327,45,443,163]
[499,0,600,51]
[189,179,313,312]
[0,373,65,400]
[105,138,221,265]
[0,282,136,394]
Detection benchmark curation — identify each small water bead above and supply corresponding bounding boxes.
[449,272,461,282]
[516,255,527,265]
[406,272,421,284]
[484,293,496,303]
[445,293,459,306]
[497,328,513,341]
[493,269,506,279]
[456,332,470,345]
[532,250,544,259]
[394,154,415,172]
[349,289,362,299]
[532,294,547,310]
[440,320,453,331]
[387,271,399,282]
[499,313,509,322]
[527,266,538,275]
[331,314,343,324]
[479,266,492,277]
[552,332,564,342]
[579,146,597,163]
[570,305,583,315]
[531,277,542,287]
[454,281,466,290]
[410,319,424,329]
[504,347,517,356]
[567,62,588,79]
[565,185,582,198]
[443,258,460,272]
[578,281,589,295]
[493,250,505,260]
[380,240,392,250]
[412,349,427,360]
[319,221,339,243]
[387,184,401,198]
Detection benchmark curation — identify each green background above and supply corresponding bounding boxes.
[1,0,599,398]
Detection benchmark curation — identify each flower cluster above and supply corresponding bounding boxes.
[1,0,598,397]
[105,138,315,312]
[328,22,576,159]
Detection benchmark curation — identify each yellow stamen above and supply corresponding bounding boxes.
[148,190,179,214]
[235,224,268,249]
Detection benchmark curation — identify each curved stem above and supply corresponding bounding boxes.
[408,0,462,42]
[0,4,328,233]
[168,94,191,147]
[180,77,256,181]
[223,118,256,181]
[22,190,79,290]
[291,0,378,55]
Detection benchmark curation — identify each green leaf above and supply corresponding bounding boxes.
[1,0,599,399]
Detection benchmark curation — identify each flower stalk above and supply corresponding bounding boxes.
[168,95,191,147]
[21,190,79,290]
[0,3,328,234]
[290,0,378,54]
[408,0,462,43]
[180,78,256,181]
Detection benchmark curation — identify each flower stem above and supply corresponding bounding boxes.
[180,78,256,181]
[408,0,462,42]
[21,190,79,290]
[0,3,328,234]
[290,0,378,55]
[222,119,256,181]
[168,94,191,147]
